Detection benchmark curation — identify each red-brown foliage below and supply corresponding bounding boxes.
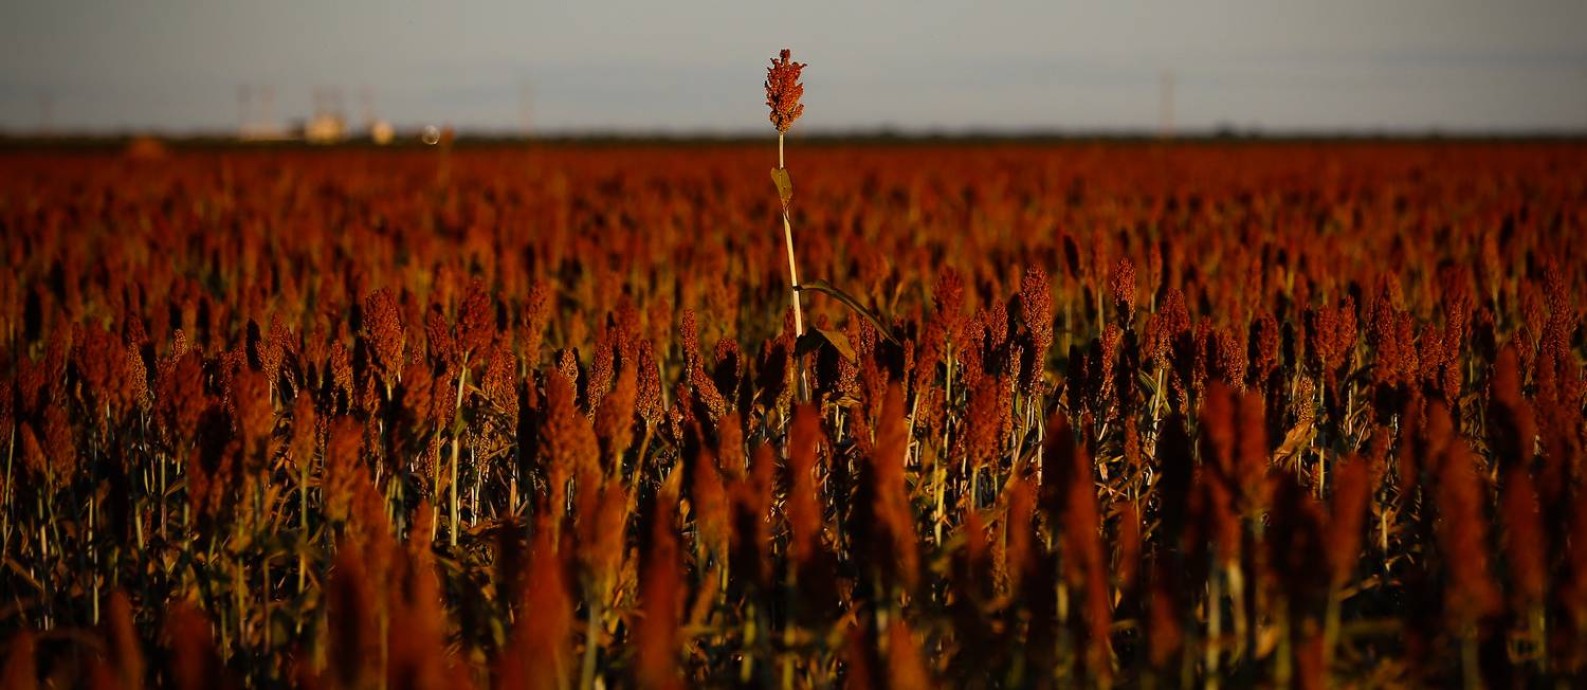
[3,141,1583,688]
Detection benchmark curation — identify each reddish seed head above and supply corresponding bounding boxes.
[1500,468,1547,606]
[1251,311,1281,385]
[636,483,683,690]
[1017,268,1053,393]
[1434,442,1501,626]
[163,602,227,690]
[543,372,596,516]
[457,281,496,358]
[765,49,806,134]
[42,405,77,480]
[1213,326,1248,389]
[156,350,207,445]
[329,341,354,402]
[1200,382,1237,475]
[595,350,638,464]
[362,288,406,382]
[521,280,552,366]
[1099,323,1124,414]
[1110,257,1137,320]
[1116,500,1142,595]
[634,339,664,424]
[104,590,144,690]
[500,519,573,690]
[681,309,728,421]
[325,539,380,688]
[786,404,825,570]
[75,324,134,415]
[1147,571,1184,668]
[885,620,933,689]
[231,366,274,457]
[580,481,629,605]
[689,444,730,562]
[869,383,920,591]
[1233,388,1269,511]
[125,343,149,410]
[19,421,47,480]
[1326,458,1371,587]
[963,379,1005,472]
[1153,288,1190,365]
[1310,297,1357,377]
[586,326,615,412]
[322,418,364,525]
[1004,476,1037,591]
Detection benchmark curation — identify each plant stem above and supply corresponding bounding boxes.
[1,427,13,564]
[580,591,602,690]
[1206,570,1221,690]
[160,448,169,541]
[448,364,468,546]
[299,458,309,597]
[778,133,804,338]
[449,435,462,547]
[1461,631,1479,690]
[1322,588,1341,679]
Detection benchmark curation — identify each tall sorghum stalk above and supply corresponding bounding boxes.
[766,49,807,339]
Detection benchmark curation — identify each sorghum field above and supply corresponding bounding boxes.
[1,140,1584,689]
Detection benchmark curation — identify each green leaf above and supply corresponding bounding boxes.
[771,167,793,206]
[796,279,900,345]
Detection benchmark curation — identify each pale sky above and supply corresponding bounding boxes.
[2,1,1585,135]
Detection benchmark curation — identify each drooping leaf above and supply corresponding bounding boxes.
[795,328,857,363]
[796,279,900,345]
[815,327,857,362]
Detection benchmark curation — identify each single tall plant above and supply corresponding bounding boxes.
[766,48,807,338]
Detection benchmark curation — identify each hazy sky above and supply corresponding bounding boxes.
[3,1,1585,134]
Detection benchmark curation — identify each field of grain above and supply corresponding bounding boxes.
[1,140,1584,688]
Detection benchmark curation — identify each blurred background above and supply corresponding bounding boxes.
[2,0,1585,139]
